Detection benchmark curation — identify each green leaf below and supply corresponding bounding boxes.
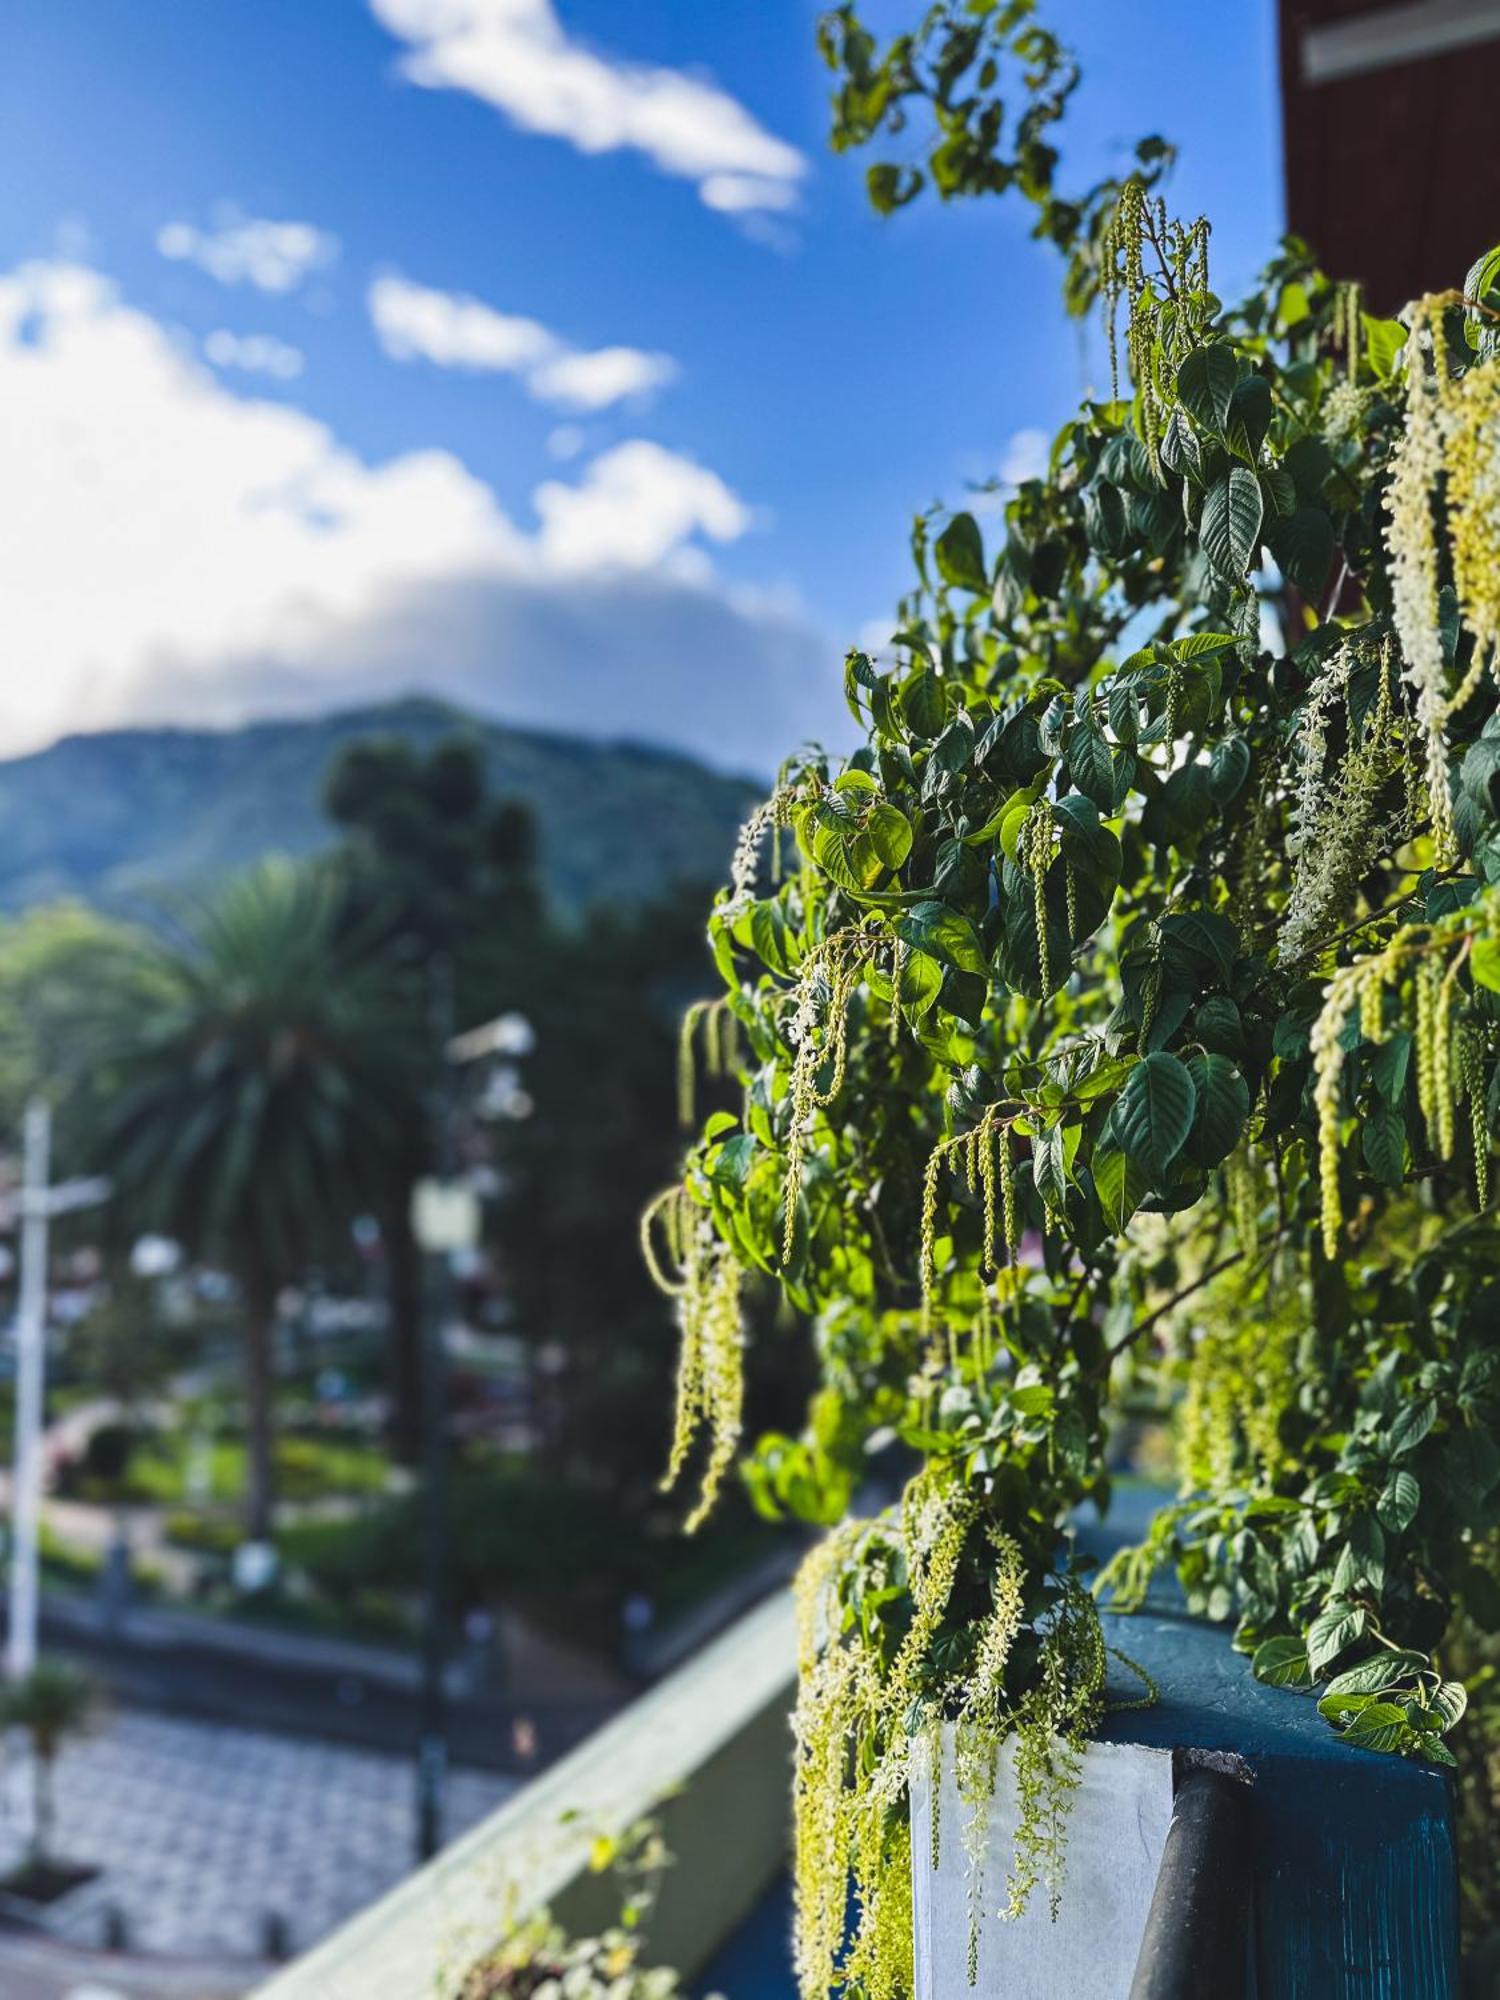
[1169,631,1241,664]
[1307,1601,1367,1677]
[1176,343,1238,435]
[1360,1102,1406,1190]
[1471,937,1500,992]
[1208,736,1250,806]
[1158,910,1238,982]
[896,900,987,976]
[1388,1398,1436,1458]
[1376,1469,1420,1535]
[1266,506,1335,596]
[934,511,988,594]
[1325,1650,1427,1698]
[1370,1032,1412,1105]
[900,668,947,738]
[898,945,943,1023]
[1065,717,1116,813]
[1183,1052,1249,1167]
[1252,1635,1312,1689]
[866,803,913,871]
[1318,1688,1373,1725]
[1113,1053,1197,1180]
[1361,312,1407,380]
[1094,1127,1150,1233]
[1343,1511,1385,1593]
[1263,465,1296,516]
[1342,1701,1410,1753]
[1200,466,1264,579]
[1417,1734,1459,1769]
[1226,373,1271,461]
[1430,1680,1468,1729]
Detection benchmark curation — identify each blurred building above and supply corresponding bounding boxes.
[1279,0,1500,303]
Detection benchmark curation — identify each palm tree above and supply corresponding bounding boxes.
[2,1661,94,1867]
[95,859,420,1540]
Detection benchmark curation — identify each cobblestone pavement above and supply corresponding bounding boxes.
[0,1707,516,1963]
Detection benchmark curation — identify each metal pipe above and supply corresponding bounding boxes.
[1129,1765,1253,2000]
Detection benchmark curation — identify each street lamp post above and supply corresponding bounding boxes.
[6,1098,111,1681]
[411,1003,533,1864]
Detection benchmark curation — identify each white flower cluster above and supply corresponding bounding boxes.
[1383,303,1457,863]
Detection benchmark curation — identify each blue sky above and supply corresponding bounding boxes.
[0,0,1282,775]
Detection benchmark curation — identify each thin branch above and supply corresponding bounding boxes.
[1092,1230,1288,1377]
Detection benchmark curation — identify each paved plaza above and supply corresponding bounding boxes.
[0,1706,516,1964]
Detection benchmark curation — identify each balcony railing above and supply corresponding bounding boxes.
[254,1589,796,1999]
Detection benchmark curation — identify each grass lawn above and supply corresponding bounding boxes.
[84,1427,394,1508]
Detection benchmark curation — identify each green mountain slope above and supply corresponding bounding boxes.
[0,698,760,919]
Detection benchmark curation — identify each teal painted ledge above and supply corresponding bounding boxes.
[1089,1493,1459,1999]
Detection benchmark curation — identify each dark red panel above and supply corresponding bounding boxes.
[1279,1,1500,307]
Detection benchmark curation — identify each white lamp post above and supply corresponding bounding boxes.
[6,1098,110,1681]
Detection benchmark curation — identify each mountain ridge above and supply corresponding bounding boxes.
[0,696,761,920]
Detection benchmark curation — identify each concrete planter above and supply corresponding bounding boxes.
[909,1730,1173,1999]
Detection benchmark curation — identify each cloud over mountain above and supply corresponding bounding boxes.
[0,259,843,774]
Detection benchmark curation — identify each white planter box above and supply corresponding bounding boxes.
[910,1731,1174,1999]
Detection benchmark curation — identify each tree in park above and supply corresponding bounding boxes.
[0,900,168,1139]
[323,733,539,1462]
[2,1661,94,1870]
[95,859,417,1539]
[642,4,1500,1991]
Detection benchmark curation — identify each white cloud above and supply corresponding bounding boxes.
[368,273,553,371]
[534,440,749,573]
[528,345,676,412]
[204,329,305,380]
[546,423,586,461]
[998,427,1050,487]
[157,213,338,293]
[368,0,806,215]
[368,272,677,411]
[0,260,841,772]
[700,173,800,216]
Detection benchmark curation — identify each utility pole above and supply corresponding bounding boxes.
[410,1002,533,1864]
[6,1099,110,1680]
[7,1101,51,1684]
[414,958,457,1865]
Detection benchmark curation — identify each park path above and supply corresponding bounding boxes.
[0,1705,516,1964]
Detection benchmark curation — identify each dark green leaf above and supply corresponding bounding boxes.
[1266,506,1335,596]
[1376,1469,1420,1535]
[896,900,987,976]
[1176,343,1238,435]
[1252,1635,1312,1689]
[1200,466,1264,579]
[1208,736,1250,806]
[934,511,987,593]
[1307,1601,1366,1676]
[1342,1701,1410,1753]
[1361,1102,1406,1190]
[1325,1650,1427,1698]
[1094,1127,1149,1233]
[1065,717,1116,812]
[1113,1052,1197,1179]
[1183,1052,1249,1167]
[1388,1399,1436,1458]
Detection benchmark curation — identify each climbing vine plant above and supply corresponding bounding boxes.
[645,3,1500,1992]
